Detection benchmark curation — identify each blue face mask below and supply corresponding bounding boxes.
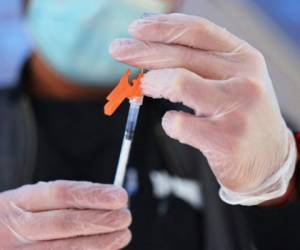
[26,0,171,86]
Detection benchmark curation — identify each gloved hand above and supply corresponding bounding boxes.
[109,13,297,206]
[0,181,131,249]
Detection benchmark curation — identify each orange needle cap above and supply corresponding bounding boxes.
[104,69,144,116]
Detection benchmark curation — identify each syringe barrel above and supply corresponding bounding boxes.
[125,98,143,140]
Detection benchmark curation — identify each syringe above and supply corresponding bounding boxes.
[113,97,143,187]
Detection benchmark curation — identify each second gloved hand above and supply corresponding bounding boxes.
[0,181,131,249]
[109,13,297,206]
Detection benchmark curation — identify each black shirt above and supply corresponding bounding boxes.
[30,96,204,250]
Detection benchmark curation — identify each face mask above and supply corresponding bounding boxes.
[26,0,174,86]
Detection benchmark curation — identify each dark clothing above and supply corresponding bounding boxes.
[0,78,299,250]
[240,189,300,250]
[0,87,36,191]
[30,96,205,250]
[31,98,125,184]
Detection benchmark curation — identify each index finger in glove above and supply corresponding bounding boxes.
[128,13,243,52]
[141,68,242,116]
[4,181,128,212]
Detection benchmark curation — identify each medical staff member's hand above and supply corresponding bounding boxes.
[110,13,297,206]
[0,181,131,249]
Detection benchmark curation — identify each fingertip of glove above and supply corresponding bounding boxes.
[128,13,163,35]
[104,186,129,209]
[113,229,132,249]
[109,39,132,56]
[162,111,181,138]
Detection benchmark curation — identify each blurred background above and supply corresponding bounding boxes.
[2,0,300,128]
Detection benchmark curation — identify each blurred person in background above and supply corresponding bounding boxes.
[1,0,206,250]
[1,1,300,250]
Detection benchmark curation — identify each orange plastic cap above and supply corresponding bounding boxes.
[104,69,144,116]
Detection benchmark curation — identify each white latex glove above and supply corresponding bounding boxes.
[109,13,297,206]
[0,181,131,249]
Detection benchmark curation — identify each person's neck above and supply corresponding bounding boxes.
[26,53,110,100]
